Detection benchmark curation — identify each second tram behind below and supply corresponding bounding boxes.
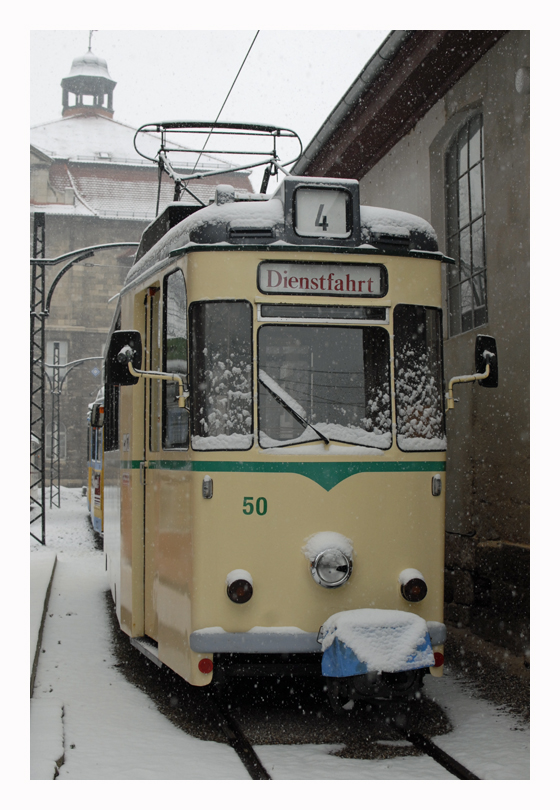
[86,388,104,536]
[102,169,497,709]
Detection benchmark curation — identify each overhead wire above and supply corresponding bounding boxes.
[183,31,260,193]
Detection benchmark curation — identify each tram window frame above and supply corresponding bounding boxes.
[256,261,388,299]
[393,304,446,453]
[258,303,388,324]
[162,269,189,450]
[257,322,392,450]
[189,299,254,451]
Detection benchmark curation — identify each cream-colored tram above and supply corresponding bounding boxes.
[103,159,497,710]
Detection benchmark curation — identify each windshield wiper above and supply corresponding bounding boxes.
[258,369,329,445]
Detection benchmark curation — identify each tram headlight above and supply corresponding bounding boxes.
[311,548,352,588]
[399,568,428,603]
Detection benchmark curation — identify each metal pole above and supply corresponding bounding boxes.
[30,213,46,544]
[49,342,61,508]
[30,241,138,544]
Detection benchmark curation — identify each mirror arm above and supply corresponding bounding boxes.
[127,362,190,410]
[446,364,490,411]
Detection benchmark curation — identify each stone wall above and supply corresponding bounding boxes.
[445,533,529,657]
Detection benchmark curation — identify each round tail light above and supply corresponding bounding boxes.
[198,658,213,674]
[227,578,253,604]
[401,578,428,602]
[433,652,444,667]
[399,569,428,602]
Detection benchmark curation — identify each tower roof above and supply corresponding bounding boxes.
[61,46,116,118]
[61,49,116,94]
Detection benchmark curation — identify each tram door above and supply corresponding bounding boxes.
[141,273,189,643]
[143,285,161,641]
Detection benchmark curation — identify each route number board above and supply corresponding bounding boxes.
[294,188,351,238]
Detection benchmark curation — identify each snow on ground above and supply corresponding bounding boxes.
[30,488,529,787]
[31,489,247,781]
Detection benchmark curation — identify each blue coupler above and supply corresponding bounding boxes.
[318,609,435,678]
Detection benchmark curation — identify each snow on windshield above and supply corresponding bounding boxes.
[394,305,446,452]
[190,301,253,450]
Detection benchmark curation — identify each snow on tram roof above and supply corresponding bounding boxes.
[122,181,442,290]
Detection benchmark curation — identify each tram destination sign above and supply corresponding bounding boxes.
[257,262,386,298]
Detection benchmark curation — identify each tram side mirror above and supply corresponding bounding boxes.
[106,330,143,386]
[91,403,104,427]
[475,335,498,388]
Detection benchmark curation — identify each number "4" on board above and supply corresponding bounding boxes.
[315,204,329,231]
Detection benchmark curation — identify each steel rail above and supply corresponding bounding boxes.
[204,695,272,780]
[402,728,481,780]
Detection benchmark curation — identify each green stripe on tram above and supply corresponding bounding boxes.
[123,459,445,491]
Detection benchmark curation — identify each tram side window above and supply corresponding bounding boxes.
[190,301,253,450]
[91,426,97,461]
[95,428,103,461]
[394,305,446,451]
[163,270,188,448]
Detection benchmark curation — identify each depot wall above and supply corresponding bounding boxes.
[358,31,530,655]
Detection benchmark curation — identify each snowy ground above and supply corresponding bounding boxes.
[30,488,530,791]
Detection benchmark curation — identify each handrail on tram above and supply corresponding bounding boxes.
[116,344,190,411]
[446,364,490,411]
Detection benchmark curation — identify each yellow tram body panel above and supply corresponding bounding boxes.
[110,247,447,686]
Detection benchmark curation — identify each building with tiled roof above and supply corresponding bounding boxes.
[31,45,253,489]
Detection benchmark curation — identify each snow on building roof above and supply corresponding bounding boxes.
[30,113,241,172]
[30,113,254,220]
[31,114,175,165]
[64,50,113,82]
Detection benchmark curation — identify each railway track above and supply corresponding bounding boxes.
[207,691,480,781]
[110,610,480,780]
[399,728,480,780]
[206,695,272,780]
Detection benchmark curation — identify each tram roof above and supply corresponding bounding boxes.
[122,177,447,290]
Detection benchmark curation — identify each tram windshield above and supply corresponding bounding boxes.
[258,325,391,448]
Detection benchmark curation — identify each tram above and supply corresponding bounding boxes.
[102,123,497,709]
[86,388,104,536]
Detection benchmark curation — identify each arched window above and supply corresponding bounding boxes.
[445,113,487,336]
